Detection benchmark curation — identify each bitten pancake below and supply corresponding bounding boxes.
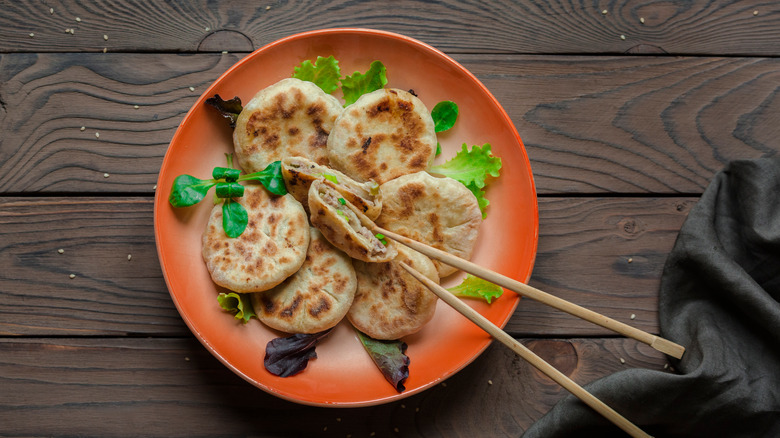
[326,88,437,184]
[308,179,397,263]
[251,227,357,334]
[348,245,439,340]
[201,185,310,293]
[233,78,343,173]
[376,172,481,278]
[282,156,382,220]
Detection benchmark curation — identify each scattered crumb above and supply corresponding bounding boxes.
[664,363,669,369]
[753,10,759,16]
[102,47,107,53]
[69,274,76,279]
[266,5,272,10]
[620,357,626,364]
[415,407,420,412]
[75,17,81,22]
[65,28,71,34]
[80,126,86,131]
[221,50,228,54]
[205,26,211,32]
[50,7,54,14]
[103,173,110,178]
[189,86,195,92]
[103,34,109,41]
[394,428,399,433]
[620,34,626,40]
[153,185,157,190]
[127,254,132,261]
[601,9,608,15]
[640,17,645,24]
[29,33,34,38]
[628,257,633,263]
[441,382,447,387]
[630,313,636,320]
[488,379,493,385]
[336,417,341,422]
[185,356,190,361]
[95,132,100,138]
[58,249,64,254]
[400,404,405,409]
[133,105,139,109]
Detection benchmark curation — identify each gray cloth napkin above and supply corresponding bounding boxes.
[523,157,780,437]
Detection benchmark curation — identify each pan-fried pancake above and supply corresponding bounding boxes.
[202,185,310,293]
[376,172,481,278]
[233,78,343,173]
[348,245,439,340]
[308,179,397,263]
[251,227,357,334]
[326,88,437,184]
[281,156,382,220]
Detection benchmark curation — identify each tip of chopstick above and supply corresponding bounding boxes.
[650,337,685,359]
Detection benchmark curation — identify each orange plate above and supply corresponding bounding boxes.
[154,28,538,407]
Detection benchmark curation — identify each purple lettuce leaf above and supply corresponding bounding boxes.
[264,329,333,377]
[356,330,410,392]
[205,94,243,128]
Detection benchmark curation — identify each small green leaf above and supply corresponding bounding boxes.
[212,167,241,182]
[448,274,504,304]
[431,101,458,132]
[222,198,248,238]
[217,292,256,323]
[239,161,287,196]
[435,142,442,156]
[342,60,388,106]
[215,182,245,198]
[169,174,216,207]
[293,55,341,94]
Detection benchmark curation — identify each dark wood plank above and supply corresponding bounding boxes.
[0,337,670,437]
[0,196,692,337]
[2,53,777,195]
[1,0,779,55]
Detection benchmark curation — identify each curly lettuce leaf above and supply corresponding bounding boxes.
[217,292,256,323]
[356,330,410,392]
[429,143,501,217]
[448,274,504,304]
[293,55,341,94]
[341,60,388,106]
[264,329,334,377]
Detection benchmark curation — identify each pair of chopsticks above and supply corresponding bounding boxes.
[375,225,679,438]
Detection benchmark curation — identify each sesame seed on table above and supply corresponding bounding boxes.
[1,1,779,436]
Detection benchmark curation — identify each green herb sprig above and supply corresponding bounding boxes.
[168,155,286,238]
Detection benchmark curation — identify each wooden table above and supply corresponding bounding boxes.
[1,1,778,436]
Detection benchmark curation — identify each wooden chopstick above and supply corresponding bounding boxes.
[376,226,685,360]
[399,262,653,438]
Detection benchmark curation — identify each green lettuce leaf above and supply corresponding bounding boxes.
[448,274,504,304]
[429,143,501,217]
[217,292,256,323]
[341,60,388,106]
[293,55,341,94]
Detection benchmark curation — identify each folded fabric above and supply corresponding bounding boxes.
[523,157,780,437]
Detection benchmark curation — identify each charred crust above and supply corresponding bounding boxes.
[361,137,372,153]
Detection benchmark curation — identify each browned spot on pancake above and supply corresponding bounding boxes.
[307,102,323,116]
[380,162,388,171]
[279,256,290,265]
[263,133,280,150]
[398,138,414,152]
[397,99,412,111]
[267,213,278,224]
[288,127,300,136]
[280,295,302,318]
[333,273,347,292]
[269,196,282,206]
[396,183,426,218]
[261,296,276,313]
[368,97,392,117]
[309,297,331,317]
[310,125,329,149]
[410,152,428,169]
[262,240,278,256]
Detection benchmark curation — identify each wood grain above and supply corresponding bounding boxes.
[0,0,779,55]
[1,53,778,194]
[0,337,670,437]
[0,196,692,337]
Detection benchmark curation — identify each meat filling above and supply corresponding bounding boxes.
[320,187,387,255]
